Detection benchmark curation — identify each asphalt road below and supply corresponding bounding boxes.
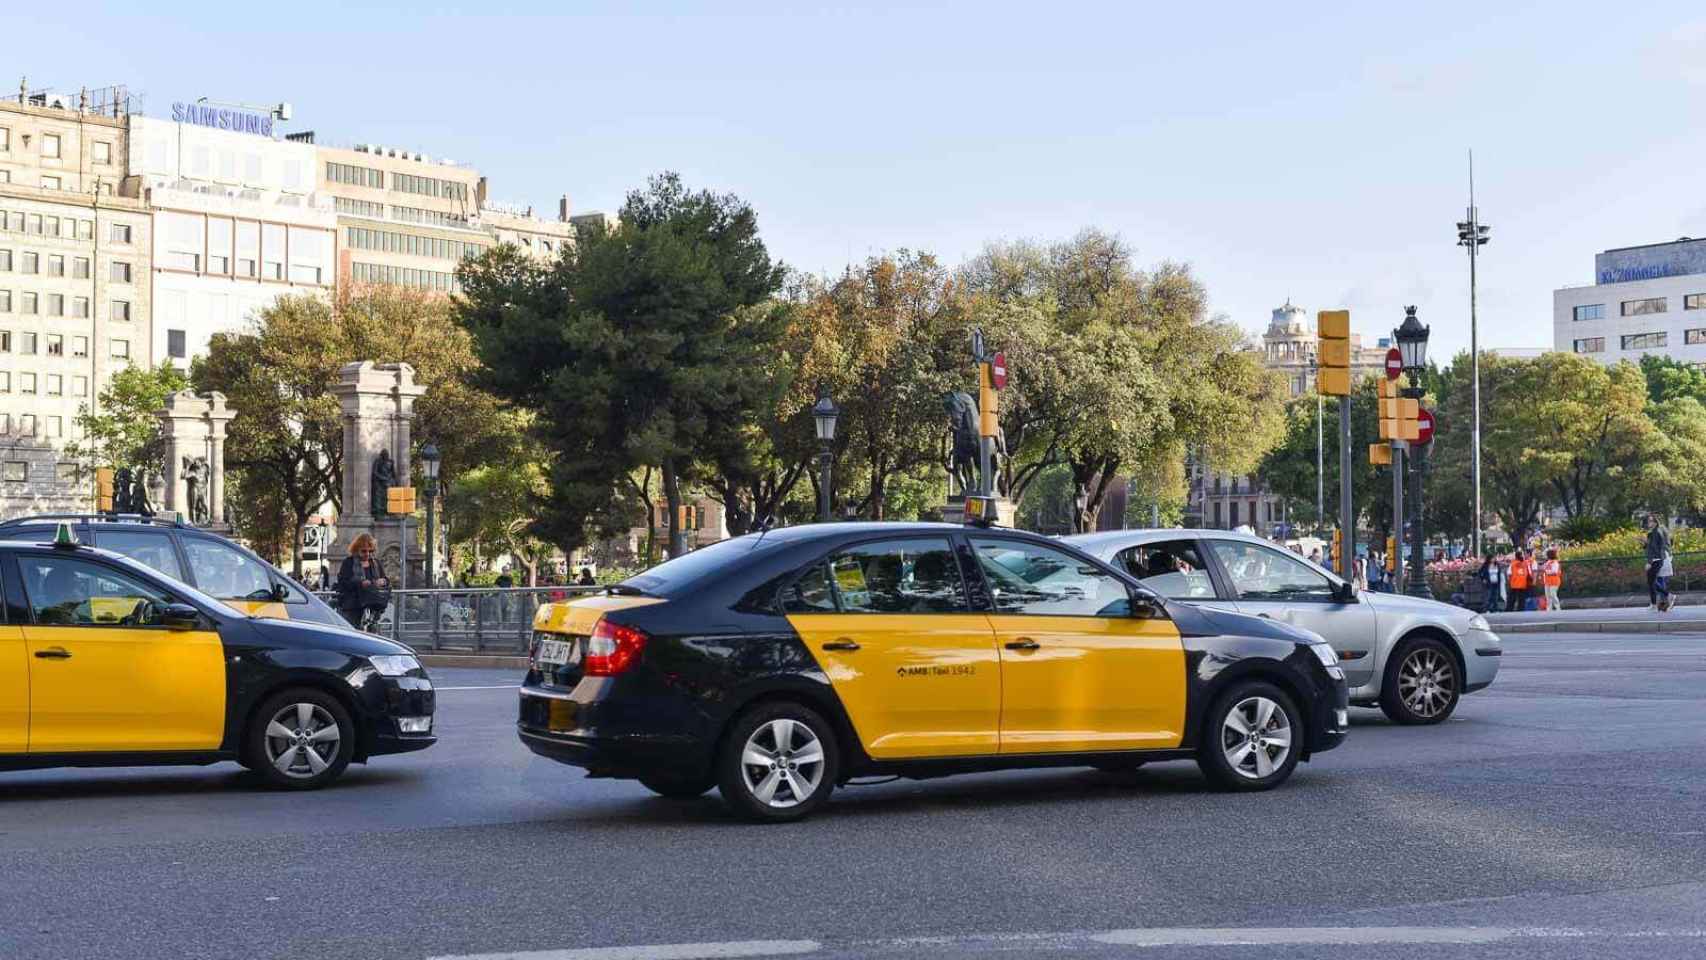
[4,633,1706,960]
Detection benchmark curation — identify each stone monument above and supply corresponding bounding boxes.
[156,391,236,530]
[332,362,426,585]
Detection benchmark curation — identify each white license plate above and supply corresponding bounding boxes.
[536,639,573,667]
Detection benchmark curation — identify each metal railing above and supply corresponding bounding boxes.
[314,586,605,653]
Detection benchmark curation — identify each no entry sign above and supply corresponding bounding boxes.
[1385,348,1403,381]
[1416,407,1435,445]
[991,351,1008,390]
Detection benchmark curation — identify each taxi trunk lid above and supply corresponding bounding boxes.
[532,593,665,687]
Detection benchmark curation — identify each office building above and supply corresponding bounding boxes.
[1554,237,1706,365]
[0,86,152,515]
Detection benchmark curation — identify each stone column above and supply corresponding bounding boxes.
[157,390,209,520]
[331,362,426,562]
[205,392,236,528]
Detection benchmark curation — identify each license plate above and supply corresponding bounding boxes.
[537,638,573,666]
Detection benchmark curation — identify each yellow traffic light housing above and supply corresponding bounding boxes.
[95,467,115,513]
[386,485,418,514]
[1316,310,1352,397]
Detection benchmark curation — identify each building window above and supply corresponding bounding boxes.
[71,296,88,318]
[21,252,37,274]
[40,175,61,190]
[72,256,89,279]
[20,372,36,394]
[0,249,10,271]
[110,223,133,245]
[72,374,87,396]
[3,462,26,483]
[110,339,130,359]
[18,416,33,438]
[45,416,61,438]
[111,300,131,322]
[0,371,8,391]
[0,126,8,150]
[1686,329,1706,346]
[164,251,200,272]
[76,219,92,240]
[71,335,87,357]
[1622,298,1667,316]
[27,214,41,235]
[110,261,132,283]
[46,374,61,395]
[1621,332,1667,350]
[93,141,111,164]
[1687,294,1706,311]
[20,331,36,354]
[0,291,9,312]
[21,292,37,315]
[46,334,62,356]
[46,294,63,317]
[209,255,229,274]
[46,255,64,277]
[168,329,186,359]
[45,217,60,238]
[56,462,78,483]
[41,134,61,159]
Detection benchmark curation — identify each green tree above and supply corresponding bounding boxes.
[457,173,786,556]
[1515,355,1656,521]
[67,363,191,474]
[444,460,553,585]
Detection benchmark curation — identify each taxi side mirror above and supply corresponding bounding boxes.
[1129,591,1165,620]
[162,603,202,631]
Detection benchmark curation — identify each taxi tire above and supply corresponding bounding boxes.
[716,701,839,823]
[245,688,356,790]
[1197,679,1301,792]
[639,774,715,799]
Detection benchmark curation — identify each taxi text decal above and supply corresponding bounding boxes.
[896,665,977,678]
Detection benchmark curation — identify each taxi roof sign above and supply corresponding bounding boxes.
[963,495,999,527]
[52,522,80,549]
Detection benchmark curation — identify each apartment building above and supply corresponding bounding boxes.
[314,143,492,293]
[0,87,152,515]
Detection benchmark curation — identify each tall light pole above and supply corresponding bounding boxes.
[1457,151,1490,557]
[1394,307,1433,598]
[1310,349,1324,538]
[419,442,441,588]
[813,394,839,522]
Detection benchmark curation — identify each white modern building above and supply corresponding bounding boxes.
[1554,237,1706,365]
[128,111,336,368]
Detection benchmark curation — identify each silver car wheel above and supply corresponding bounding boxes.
[740,717,826,809]
[263,702,341,780]
[1221,696,1292,780]
[1398,648,1457,719]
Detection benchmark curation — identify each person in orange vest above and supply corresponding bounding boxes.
[1506,548,1532,612]
[1542,547,1563,612]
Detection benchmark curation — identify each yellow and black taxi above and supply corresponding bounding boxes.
[519,522,1349,821]
[0,514,346,626]
[0,525,435,789]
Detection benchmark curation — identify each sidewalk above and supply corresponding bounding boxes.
[1485,605,1706,634]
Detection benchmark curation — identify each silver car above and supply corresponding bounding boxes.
[1064,529,1502,724]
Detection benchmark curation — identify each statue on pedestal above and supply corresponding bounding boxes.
[113,467,135,514]
[183,456,210,525]
[132,469,155,518]
[371,449,397,516]
[943,391,981,495]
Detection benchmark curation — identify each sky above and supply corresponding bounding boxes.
[17,1,1706,358]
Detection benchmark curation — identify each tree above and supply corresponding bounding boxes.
[445,461,553,585]
[1515,356,1656,521]
[67,363,191,474]
[457,173,786,556]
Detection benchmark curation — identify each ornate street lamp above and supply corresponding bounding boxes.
[813,395,838,522]
[1392,307,1433,598]
[419,442,441,588]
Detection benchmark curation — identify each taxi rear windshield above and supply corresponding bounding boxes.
[623,534,788,596]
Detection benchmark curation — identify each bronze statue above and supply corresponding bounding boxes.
[943,392,981,495]
[113,467,134,514]
[371,449,397,516]
[132,468,154,518]
[183,456,209,525]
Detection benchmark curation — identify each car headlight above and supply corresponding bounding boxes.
[369,654,421,676]
[1308,641,1339,667]
[1468,615,1490,631]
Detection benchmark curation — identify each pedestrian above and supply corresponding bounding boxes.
[1352,554,1368,593]
[1506,548,1531,613]
[1645,516,1672,612]
[334,533,390,629]
[577,566,596,586]
[1542,547,1563,613]
[1478,551,1505,615]
[496,571,514,589]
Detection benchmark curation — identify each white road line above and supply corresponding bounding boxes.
[427,940,820,960]
[435,684,519,691]
[1093,926,1521,947]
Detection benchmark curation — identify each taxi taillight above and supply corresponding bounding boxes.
[585,618,648,676]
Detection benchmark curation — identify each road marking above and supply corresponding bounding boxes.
[1093,926,1517,947]
[435,684,519,691]
[428,941,820,960]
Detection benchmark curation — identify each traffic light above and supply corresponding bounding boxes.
[1376,377,1420,442]
[386,485,417,514]
[1385,536,1397,572]
[1330,527,1342,570]
[95,467,114,513]
[1369,443,1392,466]
[677,505,700,531]
[1316,310,1351,396]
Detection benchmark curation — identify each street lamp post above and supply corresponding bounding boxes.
[1310,350,1324,537]
[1394,307,1433,599]
[419,442,441,589]
[1457,153,1490,558]
[813,394,839,522]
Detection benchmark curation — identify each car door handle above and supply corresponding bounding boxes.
[822,638,861,651]
[1005,638,1040,651]
[34,647,72,660]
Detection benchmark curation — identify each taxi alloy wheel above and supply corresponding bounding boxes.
[247,688,355,790]
[1198,680,1301,792]
[1380,637,1460,725]
[717,702,839,822]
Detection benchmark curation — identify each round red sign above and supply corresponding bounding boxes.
[1416,407,1435,445]
[1385,348,1403,380]
[991,351,1008,390]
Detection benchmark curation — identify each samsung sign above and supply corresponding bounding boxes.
[171,102,274,137]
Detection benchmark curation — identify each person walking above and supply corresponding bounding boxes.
[1352,553,1369,593]
[1478,551,1505,615]
[576,567,596,586]
[335,533,390,629]
[1645,516,1671,612]
[1541,547,1563,613]
[1506,548,1531,613]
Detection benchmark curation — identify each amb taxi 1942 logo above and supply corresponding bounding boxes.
[897,665,977,678]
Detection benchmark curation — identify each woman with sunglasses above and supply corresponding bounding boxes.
[334,533,391,629]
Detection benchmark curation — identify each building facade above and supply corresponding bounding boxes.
[0,88,152,515]
[128,114,336,368]
[315,143,491,293]
[1554,237,1706,366]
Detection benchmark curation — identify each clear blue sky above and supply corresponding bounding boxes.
[18,1,1706,357]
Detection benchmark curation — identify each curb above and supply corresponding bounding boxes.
[420,653,529,670]
[1494,620,1705,634]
